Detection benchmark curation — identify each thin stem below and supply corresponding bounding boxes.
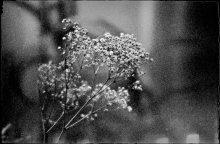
[47,77,57,121]
[46,111,64,133]
[65,77,109,128]
[56,120,65,144]
[38,83,47,143]
[68,53,85,82]
[56,129,64,144]
[64,57,68,107]
[90,65,99,97]
[47,101,55,122]
[93,77,116,96]
[56,45,68,143]
[65,113,89,130]
[64,98,91,128]
[87,65,99,112]
[76,53,85,74]
[40,107,46,144]
[90,77,111,99]
[92,105,108,113]
[46,51,68,133]
[66,105,107,129]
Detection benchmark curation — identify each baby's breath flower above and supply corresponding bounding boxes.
[38,18,152,120]
[80,114,86,118]
[132,80,143,91]
[127,106,132,112]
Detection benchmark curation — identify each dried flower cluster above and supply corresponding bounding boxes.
[38,18,152,132]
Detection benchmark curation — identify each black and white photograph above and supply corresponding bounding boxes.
[1,1,219,143]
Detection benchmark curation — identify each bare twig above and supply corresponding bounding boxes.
[64,77,110,128]
[66,105,107,129]
[40,107,46,144]
[46,111,64,133]
[56,120,66,144]
[47,76,58,121]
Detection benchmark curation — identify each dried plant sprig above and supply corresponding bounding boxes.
[37,18,152,141]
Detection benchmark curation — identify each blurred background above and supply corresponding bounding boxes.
[1,1,219,143]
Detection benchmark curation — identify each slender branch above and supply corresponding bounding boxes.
[40,84,48,112]
[56,129,64,144]
[64,57,68,107]
[40,67,52,112]
[47,100,55,122]
[93,77,117,97]
[46,111,64,133]
[68,52,85,82]
[38,81,47,143]
[64,77,109,128]
[55,46,69,143]
[75,52,85,75]
[92,105,108,114]
[64,97,91,128]
[66,105,107,129]
[90,65,99,97]
[56,43,69,143]
[65,113,89,130]
[40,107,46,144]
[47,45,69,133]
[65,76,115,128]
[87,65,99,112]
[56,120,65,144]
[90,76,111,99]
[47,76,57,121]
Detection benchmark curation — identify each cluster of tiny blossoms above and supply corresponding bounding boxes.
[91,84,132,112]
[38,18,152,120]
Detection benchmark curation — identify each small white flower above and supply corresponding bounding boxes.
[127,106,132,112]
[80,114,85,118]
[109,51,113,55]
[104,32,111,37]
[100,38,105,42]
